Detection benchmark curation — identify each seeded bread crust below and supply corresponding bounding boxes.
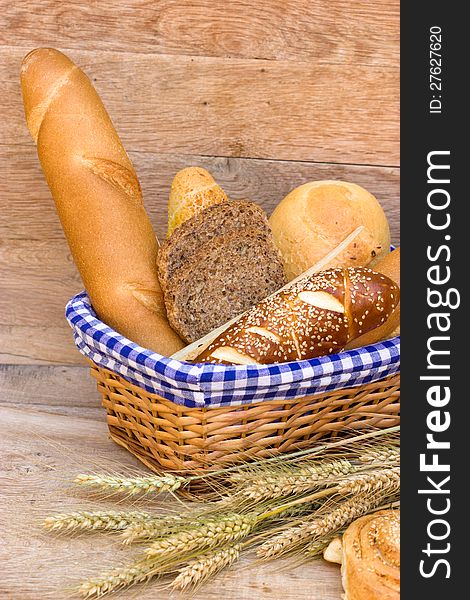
[340,510,400,600]
[196,267,400,364]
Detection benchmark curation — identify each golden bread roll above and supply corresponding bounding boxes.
[346,247,400,348]
[167,167,228,236]
[324,509,400,600]
[21,48,183,355]
[269,181,391,280]
[373,247,400,336]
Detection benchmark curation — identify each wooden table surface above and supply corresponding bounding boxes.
[0,1,399,598]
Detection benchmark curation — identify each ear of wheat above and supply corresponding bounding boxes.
[145,513,256,560]
[360,446,400,465]
[42,428,399,597]
[74,473,184,495]
[337,467,400,496]
[233,457,355,501]
[256,467,400,560]
[121,514,186,544]
[78,557,162,598]
[171,544,242,591]
[43,510,153,533]
[257,492,391,559]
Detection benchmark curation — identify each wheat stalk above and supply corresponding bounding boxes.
[303,500,400,556]
[171,544,241,591]
[145,513,255,560]
[74,473,184,495]
[303,535,338,558]
[360,446,400,465]
[78,557,163,598]
[43,510,153,533]
[233,458,355,501]
[73,431,399,499]
[50,430,400,596]
[257,492,395,559]
[337,467,400,496]
[121,514,186,544]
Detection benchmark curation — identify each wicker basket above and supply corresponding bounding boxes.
[67,292,400,473]
[89,362,399,472]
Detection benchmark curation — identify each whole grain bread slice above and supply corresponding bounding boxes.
[157,200,275,287]
[162,227,286,343]
[158,201,286,343]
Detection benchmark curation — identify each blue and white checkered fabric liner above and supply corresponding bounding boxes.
[66,292,400,409]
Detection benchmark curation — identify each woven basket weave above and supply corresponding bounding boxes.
[89,361,400,472]
[66,291,400,473]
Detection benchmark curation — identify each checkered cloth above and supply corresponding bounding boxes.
[66,292,400,408]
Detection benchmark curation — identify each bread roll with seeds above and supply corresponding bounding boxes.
[324,509,400,600]
[346,247,400,348]
[21,48,183,356]
[167,167,228,237]
[195,267,400,365]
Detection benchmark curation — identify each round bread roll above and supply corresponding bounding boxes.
[345,247,400,348]
[269,181,391,280]
[324,509,400,600]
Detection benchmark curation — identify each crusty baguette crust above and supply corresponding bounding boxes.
[167,167,228,237]
[196,267,400,364]
[21,48,183,355]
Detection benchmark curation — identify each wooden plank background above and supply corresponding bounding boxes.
[0,0,400,366]
[0,1,399,598]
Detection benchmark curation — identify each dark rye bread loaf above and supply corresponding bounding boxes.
[157,200,286,343]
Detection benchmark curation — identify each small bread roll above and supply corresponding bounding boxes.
[269,181,391,280]
[167,167,228,236]
[324,509,400,600]
[323,536,343,564]
[346,247,400,348]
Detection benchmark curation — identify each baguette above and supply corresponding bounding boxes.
[195,267,399,364]
[20,48,183,356]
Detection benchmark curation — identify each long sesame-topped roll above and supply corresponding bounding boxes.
[195,267,399,365]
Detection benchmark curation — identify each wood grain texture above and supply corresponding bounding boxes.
[0,365,344,600]
[2,46,399,164]
[0,325,83,365]
[0,146,400,241]
[0,0,399,65]
[1,4,398,598]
